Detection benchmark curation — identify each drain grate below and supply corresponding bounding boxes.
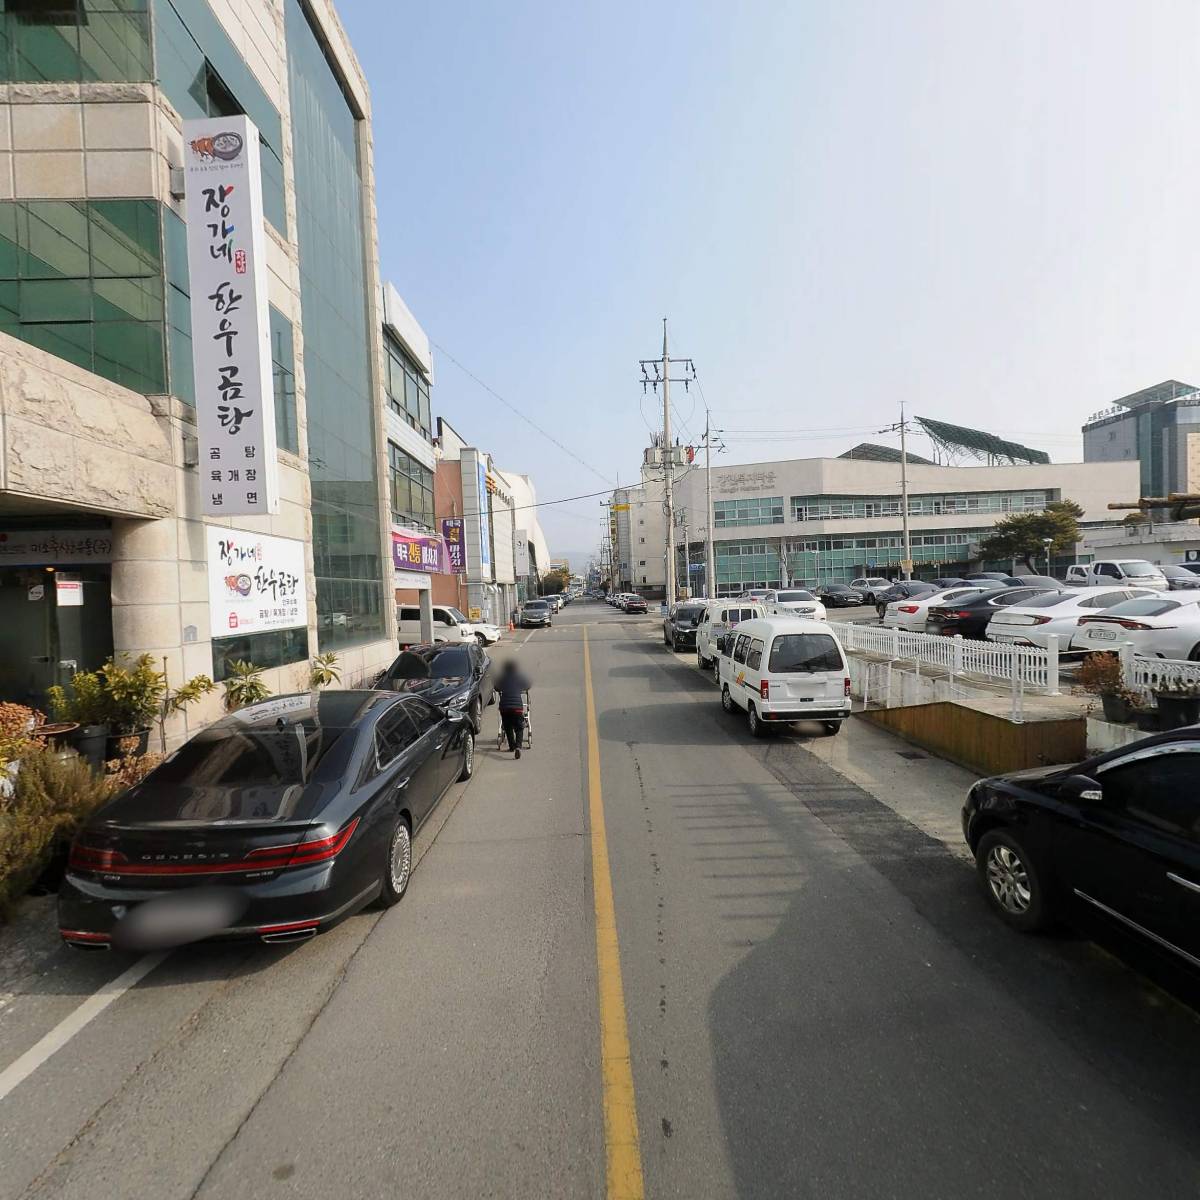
[896,750,928,761]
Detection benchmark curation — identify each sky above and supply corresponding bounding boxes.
[342,0,1200,564]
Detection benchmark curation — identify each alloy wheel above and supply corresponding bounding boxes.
[389,820,412,893]
[986,844,1031,913]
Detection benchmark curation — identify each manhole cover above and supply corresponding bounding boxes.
[896,750,928,761]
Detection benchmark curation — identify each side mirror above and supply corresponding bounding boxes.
[1060,774,1103,802]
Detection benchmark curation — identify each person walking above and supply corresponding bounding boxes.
[495,659,531,759]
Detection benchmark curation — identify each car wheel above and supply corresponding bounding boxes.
[376,815,412,907]
[712,658,721,685]
[823,721,841,735]
[721,684,735,712]
[697,651,707,671]
[458,730,475,781]
[975,829,1051,932]
[747,702,767,738]
[476,633,487,647]
[1189,644,1200,662]
[876,605,886,620]
[664,631,671,645]
[469,696,483,734]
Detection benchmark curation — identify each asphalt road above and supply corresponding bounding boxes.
[2,600,1200,1198]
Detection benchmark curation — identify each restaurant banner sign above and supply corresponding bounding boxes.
[206,526,305,637]
[441,518,465,574]
[0,529,113,564]
[392,527,446,574]
[184,114,279,516]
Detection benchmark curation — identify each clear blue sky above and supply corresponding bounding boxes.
[342,0,1200,561]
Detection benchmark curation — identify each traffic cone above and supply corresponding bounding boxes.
[508,619,515,632]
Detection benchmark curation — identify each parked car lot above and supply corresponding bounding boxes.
[985,586,1159,649]
[817,583,865,608]
[873,579,938,619]
[763,587,827,620]
[962,728,1200,974]
[880,584,999,631]
[925,584,1056,639]
[848,576,892,605]
[58,691,474,951]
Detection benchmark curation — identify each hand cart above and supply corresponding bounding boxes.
[495,690,533,750]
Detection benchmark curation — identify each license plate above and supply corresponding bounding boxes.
[992,633,1017,642]
[1088,628,1117,640]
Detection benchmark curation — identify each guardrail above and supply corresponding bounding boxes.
[828,621,1060,696]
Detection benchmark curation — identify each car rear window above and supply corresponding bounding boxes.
[152,722,353,787]
[390,647,471,679]
[768,633,843,673]
[1102,597,1181,617]
[1009,591,1073,608]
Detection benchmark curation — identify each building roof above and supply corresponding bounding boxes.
[838,442,936,466]
[915,416,1050,465]
[1111,380,1199,412]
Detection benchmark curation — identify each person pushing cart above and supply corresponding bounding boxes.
[494,659,532,758]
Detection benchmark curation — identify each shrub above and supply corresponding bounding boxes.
[309,652,341,689]
[223,661,271,711]
[105,751,163,790]
[0,702,45,775]
[0,748,115,919]
[1078,653,1129,699]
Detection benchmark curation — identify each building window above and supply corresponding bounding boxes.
[388,443,434,531]
[638,537,644,543]
[213,627,309,682]
[638,560,646,566]
[0,199,165,393]
[289,0,383,650]
[1,0,151,85]
[714,496,784,528]
[269,306,298,454]
[154,0,287,232]
[383,331,431,440]
[791,490,1051,522]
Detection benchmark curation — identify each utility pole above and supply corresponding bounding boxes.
[680,511,690,598]
[705,407,716,600]
[640,320,696,606]
[879,404,913,580]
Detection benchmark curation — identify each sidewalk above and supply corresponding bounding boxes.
[804,716,980,860]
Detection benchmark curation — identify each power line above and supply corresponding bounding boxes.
[431,341,615,487]
[450,485,614,522]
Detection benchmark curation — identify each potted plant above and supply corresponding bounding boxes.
[1078,653,1137,723]
[97,654,168,759]
[222,660,271,711]
[309,652,341,690]
[48,670,110,769]
[1152,677,1200,729]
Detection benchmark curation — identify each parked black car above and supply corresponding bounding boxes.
[624,595,649,614]
[873,580,938,619]
[817,584,864,608]
[58,691,474,951]
[929,577,970,588]
[664,601,706,649]
[519,599,552,628]
[925,585,1054,638]
[1008,575,1062,588]
[962,729,1200,974]
[962,572,1016,582]
[374,643,494,733]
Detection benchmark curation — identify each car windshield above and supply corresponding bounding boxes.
[1161,567,1191,579]
[391,647,471,679]
[1101,597,1181,617]
[675,606,705,622]
[445,607,470,623]
[768,633,843,673]
[524,601,549,611]
[1118,561,1160,577]
[776,591,815,602]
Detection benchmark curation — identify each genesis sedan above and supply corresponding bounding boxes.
[59,691,474,952]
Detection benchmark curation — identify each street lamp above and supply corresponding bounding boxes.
[1042,537,1053,576]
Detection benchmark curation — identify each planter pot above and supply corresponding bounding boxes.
[105,728,150,761]
[69,723,110,771]
[38,721,78,746]
[1100,694,1131,723]
[1133,708,1164,733]
[1153,694,1200,730]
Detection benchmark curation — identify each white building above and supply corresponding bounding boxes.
[614,453,1139,598]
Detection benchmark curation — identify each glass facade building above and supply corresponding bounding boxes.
[287,0,384,650]
[389,444,435,532]
[384,329,432,440]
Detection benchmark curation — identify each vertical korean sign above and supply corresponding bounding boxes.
[184,115,279,515]
[442,518,465,574]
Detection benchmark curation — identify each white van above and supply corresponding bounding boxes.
[696,600,766,672]
[716,616,851,737]
[396,604,474,647]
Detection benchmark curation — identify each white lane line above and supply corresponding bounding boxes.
[0,952,167,1103]
[512,630,535,651]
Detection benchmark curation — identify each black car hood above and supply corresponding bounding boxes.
[987,763,1068,787]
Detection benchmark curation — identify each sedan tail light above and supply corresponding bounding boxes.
[898,605,919,613]
[69,817,361,878]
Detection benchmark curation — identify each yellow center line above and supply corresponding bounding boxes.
[583,625,646,1200]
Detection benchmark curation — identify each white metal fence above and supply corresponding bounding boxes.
[1117,642,1200,697]
[828,621,1060,696]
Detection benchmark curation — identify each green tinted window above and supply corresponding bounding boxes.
[269,305,297,454]
[2,2,150,84]
[0,199,165,392]
[289,0,383,650]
